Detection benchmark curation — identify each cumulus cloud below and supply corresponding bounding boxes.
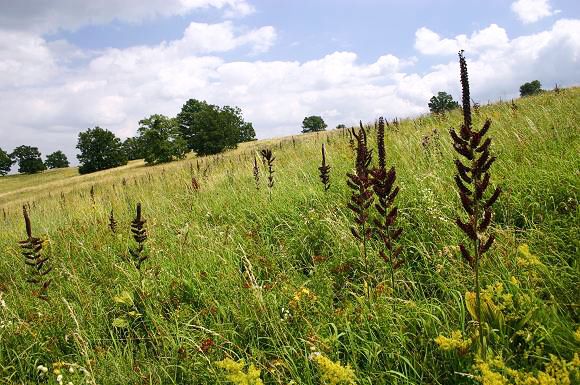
[511,0,558,24]
[0,17,579,163]
[415,24,510,56]
[0,0,255,33]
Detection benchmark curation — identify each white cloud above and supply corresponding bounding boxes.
[0,19,579,163]
[415,24,509,56]
[511,0,558,24]
[0,0,255,33]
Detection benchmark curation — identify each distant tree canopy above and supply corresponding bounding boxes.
[336,124,346,129]
[44,150,69,169]
[520,80,543,97]
[301,116,327,133]
[0,147,14,176]
[428,92,460,114]
[123,137,146,161]
[177,99,255,156]
[10,145,46,174]
[76,127,128,174]
[138,114,189,165]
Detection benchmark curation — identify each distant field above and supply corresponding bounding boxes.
[0,89,578,384]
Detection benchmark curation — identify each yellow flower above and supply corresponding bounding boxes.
[289,287,317,309]
[216,358,264,385]
[312,354,357,385]
[516,244,543,267]
[574,327,580,343]
[434,330,471,352]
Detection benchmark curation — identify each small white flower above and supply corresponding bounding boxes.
[68,367,75,373]
[56,374,63,383]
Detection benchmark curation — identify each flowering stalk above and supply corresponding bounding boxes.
[129,203,148,270]
[109,209,117,233]
[19,205,51,300]
[451,51,501,359]
[319,143,331,191]
[252,153,260,190]
[347,122,373,272]
[371,117,403,292]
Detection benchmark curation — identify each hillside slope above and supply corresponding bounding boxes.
[0,89,579,384]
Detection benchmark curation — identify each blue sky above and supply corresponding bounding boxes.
[0,0,579,164]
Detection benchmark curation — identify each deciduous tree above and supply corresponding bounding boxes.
[10,145,46,174]
[76,127,127,174]
[44,150,69,169]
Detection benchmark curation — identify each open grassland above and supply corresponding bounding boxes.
[0,89,579,384]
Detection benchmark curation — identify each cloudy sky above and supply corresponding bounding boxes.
[0,0,579,163]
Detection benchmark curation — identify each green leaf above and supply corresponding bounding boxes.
[113,290,134,306]
[112,317,129,328]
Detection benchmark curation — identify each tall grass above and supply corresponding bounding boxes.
[0,87,578,384]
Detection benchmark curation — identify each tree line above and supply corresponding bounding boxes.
[1,99,257,176]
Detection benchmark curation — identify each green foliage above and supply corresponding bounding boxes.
[0,147,13,175]
[302,115,327,133]
[138,115,188,165]
[239,122,257,143]
[177,99,255,156]
[10,145,46,174]
[428,91,460,114]
[44,150,69,169]
[122,137,145,161]
[76,126,128,174]
[520,80,543,97]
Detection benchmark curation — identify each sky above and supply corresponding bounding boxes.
[0,0,579,164]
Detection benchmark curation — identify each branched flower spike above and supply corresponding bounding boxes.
[371,117,403,291]
[451,51,501,358]
[129,203,148,270]
[109,209,117,233]
[19,206,51,300]
[252,153,260,190]
[260,149,275,191]
[319,143,331,191]
[346,122,374,271]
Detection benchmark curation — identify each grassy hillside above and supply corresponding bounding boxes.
[0,88,578,384]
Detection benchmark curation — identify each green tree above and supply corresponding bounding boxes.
[239,122,257,142]
[10,145,46,174]
[519,80,542,97]
[76,127,128,174]
[0,147,14,176]
[44,150,69,169]
[301,116,327,133]
[123,137,145,160]
[428,91,460,114]
[177,100,254,156]
[336,124,346,129]
[138,114,189,165]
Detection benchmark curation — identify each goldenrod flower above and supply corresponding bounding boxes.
[434,330,471,352]
[216,358,264,385]
[312,354,357,385]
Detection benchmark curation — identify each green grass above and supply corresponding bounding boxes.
[0,89,578,384]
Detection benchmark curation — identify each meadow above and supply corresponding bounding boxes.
[0,87,579,384]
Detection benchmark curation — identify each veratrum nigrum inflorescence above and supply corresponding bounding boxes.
[318,143,331,191]
[129,203,148,270]
[450,50,501,357]
[19,206,51,300]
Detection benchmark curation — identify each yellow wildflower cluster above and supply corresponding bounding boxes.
[482,282,514,312]
[312,354,357,385]
[574,327,580,343]
[434,330,472,352]
[516,244,543,268]
[473,353,580,385]
[216,358,264,385]
[289,287,317,310]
